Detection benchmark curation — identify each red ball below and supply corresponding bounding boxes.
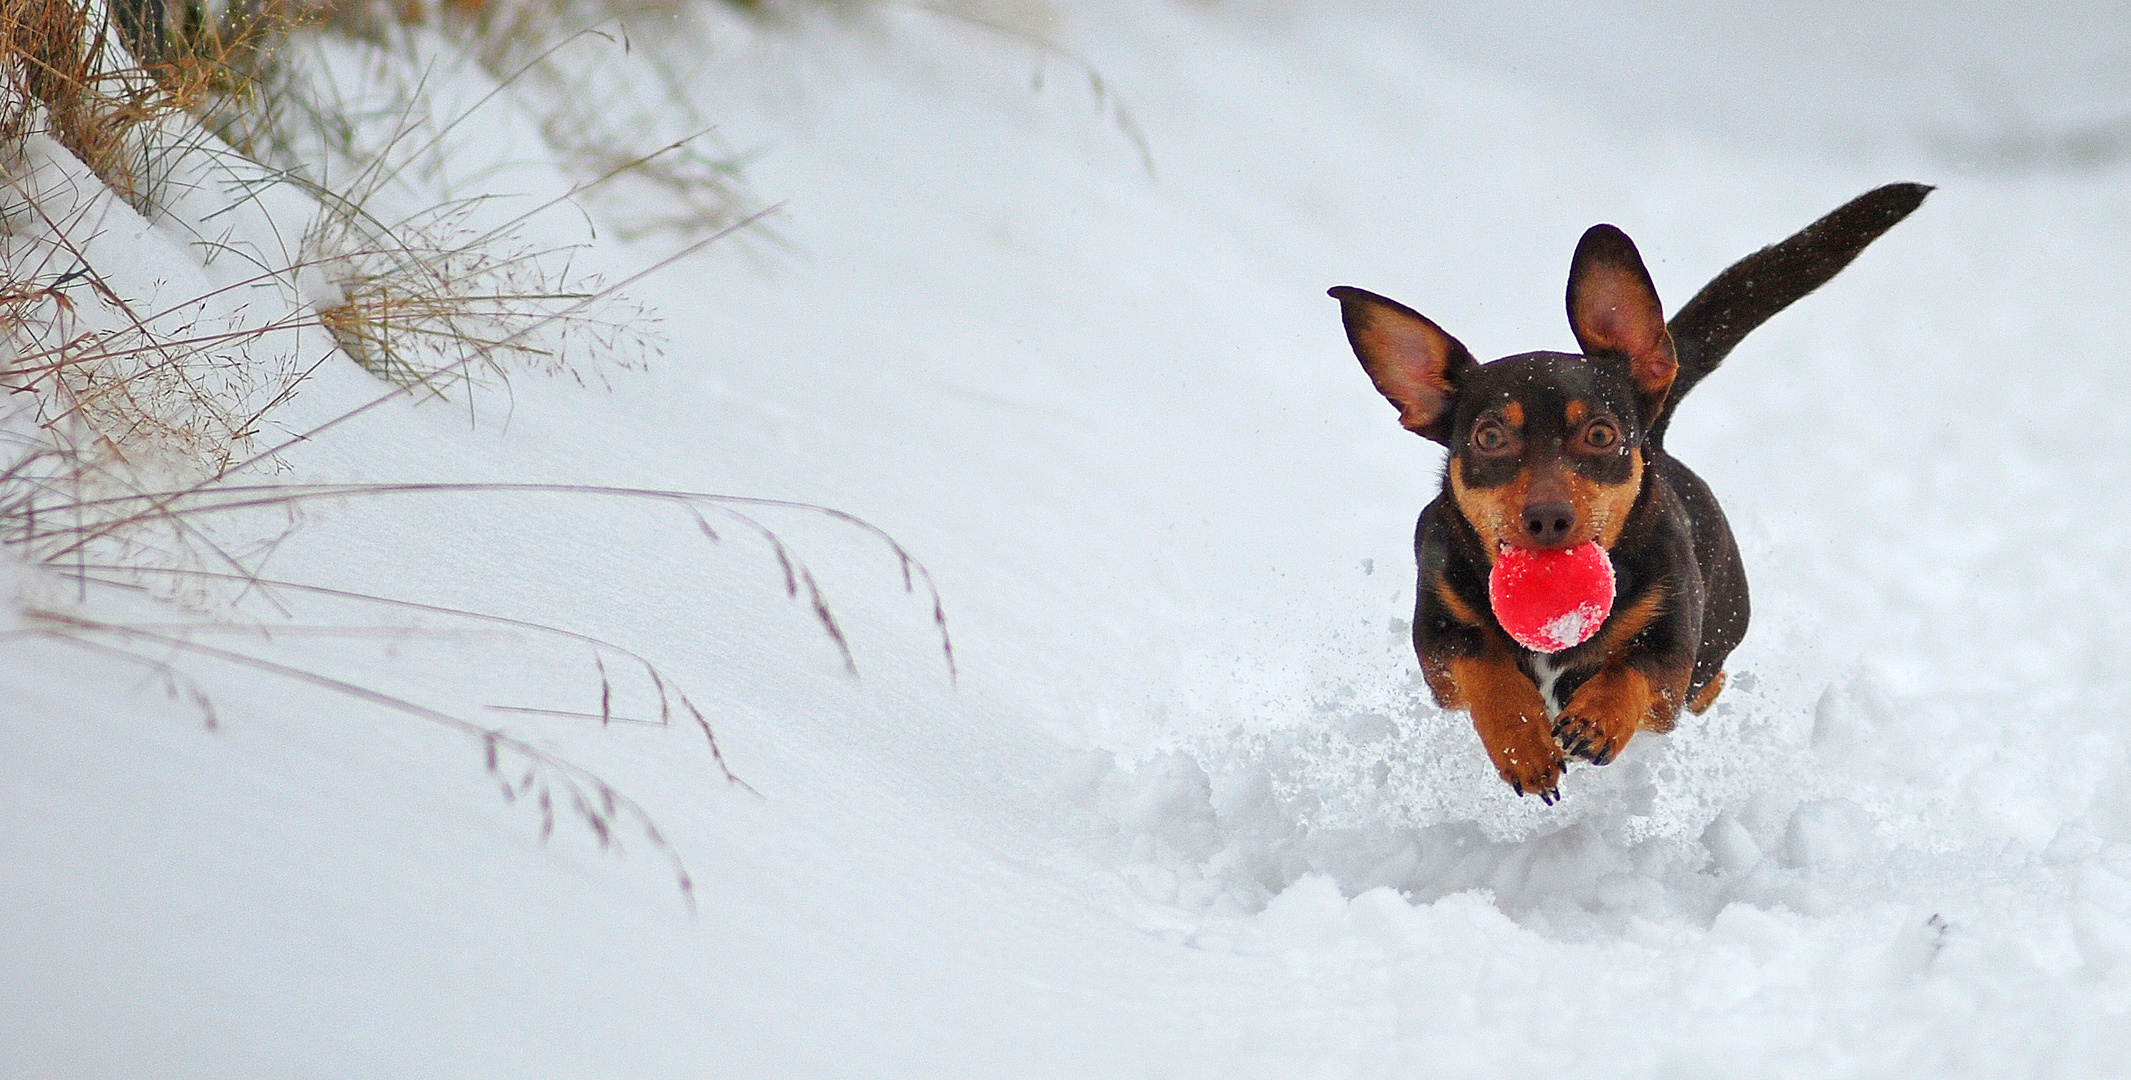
[1488,541,1616,653]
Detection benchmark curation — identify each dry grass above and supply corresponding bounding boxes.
[0,0,308,209]
[0,0,766,514]
[0,467,956,906]
[0,0,1146,910]
[0,193,930,898]
[0,0,153,200]
[0,0,896,905]
[306,0,763,241]
[10,478,958,678]
[10,602,724,908]
[307,198,658,393]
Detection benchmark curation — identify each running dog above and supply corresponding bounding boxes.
[1331,184,1930,801]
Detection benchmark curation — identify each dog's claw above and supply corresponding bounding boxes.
[1554,713,1625,767]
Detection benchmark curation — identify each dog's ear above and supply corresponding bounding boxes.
[1330,285,1476,444]
[1567,225,1677,422]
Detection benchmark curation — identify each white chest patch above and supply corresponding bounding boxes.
[1531,655,1568,720]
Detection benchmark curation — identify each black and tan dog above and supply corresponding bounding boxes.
[1332,184,1929,802]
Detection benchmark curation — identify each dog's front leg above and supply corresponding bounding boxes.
[1445,652,1565,802]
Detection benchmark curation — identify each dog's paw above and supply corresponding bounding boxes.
[1552,711,1634,766]
[1554,666,1677,766]
[1486,720,1567,804]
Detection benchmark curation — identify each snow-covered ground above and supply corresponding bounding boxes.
[7,1,2131,1075]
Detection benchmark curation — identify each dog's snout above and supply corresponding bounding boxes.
[1521,501,1576,547]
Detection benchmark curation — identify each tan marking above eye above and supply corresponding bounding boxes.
[1565,399,1588,426]
[1502,400,1525,428]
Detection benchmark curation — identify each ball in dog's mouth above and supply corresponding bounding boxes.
[1489,541,1615,653]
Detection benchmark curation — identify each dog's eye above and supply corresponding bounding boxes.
[1473,422,1510,453]
[1583,420,1619,449]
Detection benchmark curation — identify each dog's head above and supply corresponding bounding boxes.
[1333,225,1678,556]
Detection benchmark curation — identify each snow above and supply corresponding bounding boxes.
[6,0,2131,1076]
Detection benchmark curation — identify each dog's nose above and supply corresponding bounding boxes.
[1521,501,1576,547]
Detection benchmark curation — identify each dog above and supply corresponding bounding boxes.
[1332,184,1929,802]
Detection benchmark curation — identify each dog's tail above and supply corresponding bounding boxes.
[1652,182,1933,447]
